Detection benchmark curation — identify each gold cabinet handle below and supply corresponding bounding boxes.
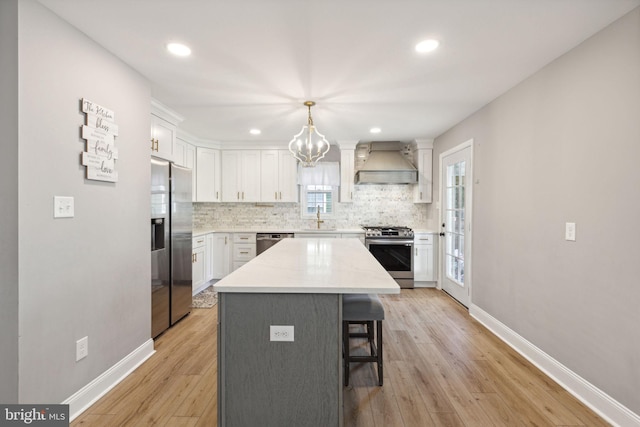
[216,191,219,200]
[237,191,240,200]
[275,191,277,200]
[224,236,227,244]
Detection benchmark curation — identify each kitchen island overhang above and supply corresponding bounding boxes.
[214,238,399,427]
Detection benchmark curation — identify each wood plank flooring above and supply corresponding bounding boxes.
[71,288,609,426]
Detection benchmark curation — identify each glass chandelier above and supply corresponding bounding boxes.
[288,101,330,167]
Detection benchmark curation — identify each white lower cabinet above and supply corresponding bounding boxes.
[211,233,230,279]
[192,235,207,294]
[414,232,436,283]
[232,233,256,271]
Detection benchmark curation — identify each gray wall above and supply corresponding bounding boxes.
[433,8,640,414]
[0,0,20,404]
[13,1,151,403]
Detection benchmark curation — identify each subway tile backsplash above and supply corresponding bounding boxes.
[194,185,432,230]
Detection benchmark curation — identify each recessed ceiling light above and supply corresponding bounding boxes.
[370,127,382,134]
[249,129,261,135]
[167,43,191,57]
[415,39,439,53]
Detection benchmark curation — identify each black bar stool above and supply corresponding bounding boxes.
[342,294,384,386]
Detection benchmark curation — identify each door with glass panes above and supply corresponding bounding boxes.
[440,142,472,307]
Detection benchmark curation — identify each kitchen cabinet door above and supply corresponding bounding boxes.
[277,150,298,202]
[150,114,176,160]
[196,147,221,202]
[260,150,298,202]
[260,150,279,202]
[414,233,436,282]
[192,243,206,294]
[222,150,261,202]
[205,233,215,282]
[211,233,230,279]
[340,149,355,202]
[413,148,433,203]
[185,144,196,202]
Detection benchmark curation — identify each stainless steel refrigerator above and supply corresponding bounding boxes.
[151,157,193,338]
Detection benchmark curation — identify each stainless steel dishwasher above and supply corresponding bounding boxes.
[256,233,294,255]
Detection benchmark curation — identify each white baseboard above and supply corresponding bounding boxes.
[63,339,155,421]
[469,304,640,427]
[414,281,437,288]
[193,280,213,296]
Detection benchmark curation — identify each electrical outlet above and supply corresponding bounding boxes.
[54,196,74,218]
[565,222,576,241]
[270,325,294,342]
[76,336,88,361]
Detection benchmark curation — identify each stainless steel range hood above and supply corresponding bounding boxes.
[355,142,418,184]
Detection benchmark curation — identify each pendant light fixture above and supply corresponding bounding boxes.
[288,101,330,167]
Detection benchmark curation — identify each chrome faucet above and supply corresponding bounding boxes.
[316,205,324,229]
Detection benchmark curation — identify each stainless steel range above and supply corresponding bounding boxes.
[363,226,414,288]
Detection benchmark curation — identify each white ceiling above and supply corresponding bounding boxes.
[39,0,640,144]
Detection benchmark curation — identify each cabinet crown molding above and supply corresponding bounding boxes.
[151,98,184,124]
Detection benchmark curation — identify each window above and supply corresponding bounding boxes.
[303,185,335,215]
[297,162,340,218]
[444,160,465,285]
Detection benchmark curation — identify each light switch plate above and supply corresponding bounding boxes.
[270,325,294,342]
[76,336,88,361]
[54,196,74,218]
[565,222,576,241]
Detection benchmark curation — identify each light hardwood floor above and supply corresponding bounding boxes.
[71,288,609,426]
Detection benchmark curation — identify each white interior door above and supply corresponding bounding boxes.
[440,141,473,307]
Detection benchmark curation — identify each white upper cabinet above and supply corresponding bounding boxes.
[340,149,355,202]
[338,141,357,203]
[222,150,261,202]
[150,99,183,161]
[196,147,221,202]
[261,150,298,202]
[175,138,197,201]
[150,115,176,160]
[413,140,434,203]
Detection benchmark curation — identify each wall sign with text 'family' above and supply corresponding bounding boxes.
[81,98,119,182]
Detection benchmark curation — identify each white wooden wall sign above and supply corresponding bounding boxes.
[81,98,119,182]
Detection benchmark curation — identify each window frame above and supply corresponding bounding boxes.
[299,184,337,218]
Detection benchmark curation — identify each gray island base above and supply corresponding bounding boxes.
[214,238,399,427]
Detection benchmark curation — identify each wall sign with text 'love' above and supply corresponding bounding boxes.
[81,98,119,182]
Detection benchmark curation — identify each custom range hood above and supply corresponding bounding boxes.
[355,142,418,184]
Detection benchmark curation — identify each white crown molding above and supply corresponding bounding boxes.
[151,98,184,124]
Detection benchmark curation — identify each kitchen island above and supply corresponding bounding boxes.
[214,238,400,427]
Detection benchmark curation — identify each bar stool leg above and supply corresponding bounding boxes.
[377,320,383,386]
[343,321,350,386]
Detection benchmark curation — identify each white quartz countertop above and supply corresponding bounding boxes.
[213,238,400,294]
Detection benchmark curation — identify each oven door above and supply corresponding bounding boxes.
[365,238,414,288]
